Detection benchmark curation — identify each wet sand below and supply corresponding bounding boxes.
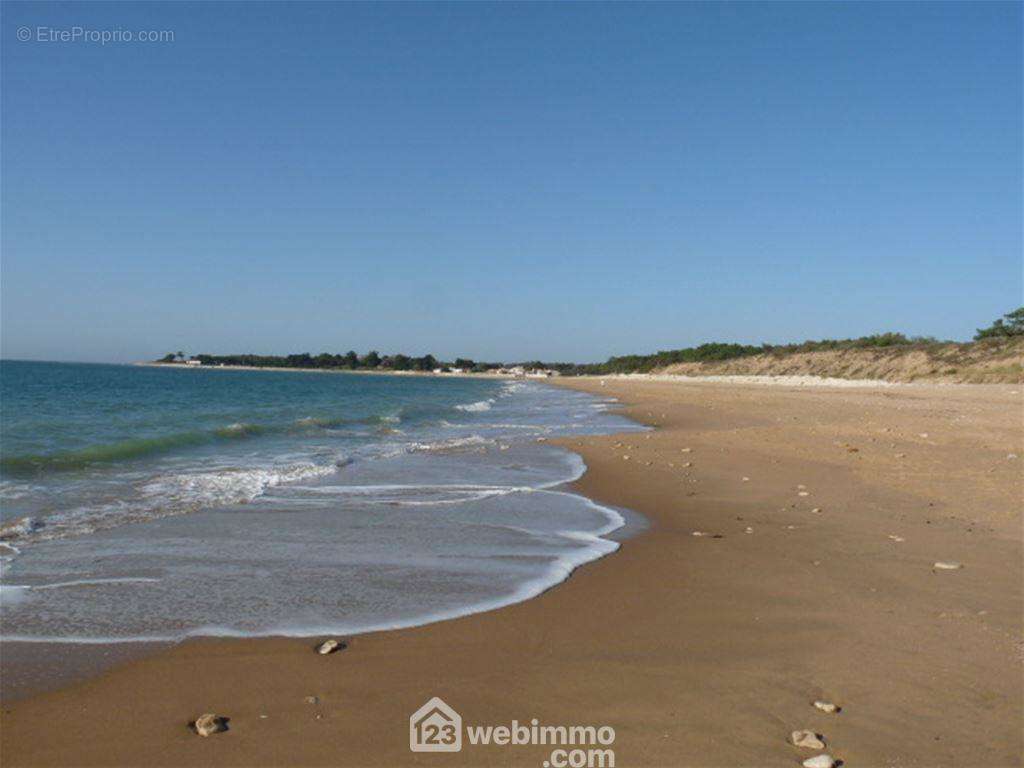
[1,379,1020,767]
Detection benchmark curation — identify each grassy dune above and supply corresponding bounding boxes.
[654,337,1023,383]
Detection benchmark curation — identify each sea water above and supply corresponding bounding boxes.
[0,361,643,642]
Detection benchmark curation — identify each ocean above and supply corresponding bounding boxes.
[0,361,642,642]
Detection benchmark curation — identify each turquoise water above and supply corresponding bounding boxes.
[0,361,642,641]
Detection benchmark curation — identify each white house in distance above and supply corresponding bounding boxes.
[409,696,462,752]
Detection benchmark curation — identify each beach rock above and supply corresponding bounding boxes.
[682,462,692,468]
[316,638,345,655]
[934,561,963,570]
[811,508,822,514]
[812,700,839,713]
[791,730,826,749]
[193,714,227,737]
[742,476,750,482]
[692,531,710,537]
[304,696,319,705]
[798,491,810,497]
[802,755,836,768]
[681,448,692,453]
[745,527,754,534]
[888,534,905,542]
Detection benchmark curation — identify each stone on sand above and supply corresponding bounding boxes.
[802,755,836,768]
[812,700,839,713]
[317,638,345,655]
[933,561,963,570]
[791,730,826,749]
[193,714,227,737]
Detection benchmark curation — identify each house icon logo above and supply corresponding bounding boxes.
[409,696,462,752]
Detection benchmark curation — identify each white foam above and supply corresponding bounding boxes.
[407,435,494,453]
[1,488,626,645]
[9,462,341,545]
[17,577,161,591]
[455,398,495,412]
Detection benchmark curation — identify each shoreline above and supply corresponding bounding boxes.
[133,361,529,379]
[1,379,1020,766]
[0,381,641,697]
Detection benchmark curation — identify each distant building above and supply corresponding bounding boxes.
[185,359,202,366]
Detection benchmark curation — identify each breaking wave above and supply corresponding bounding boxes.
[455,398,495,412]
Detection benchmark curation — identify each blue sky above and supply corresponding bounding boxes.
[2,2,1020,363]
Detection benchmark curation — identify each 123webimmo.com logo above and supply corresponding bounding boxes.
[410,697,616,767]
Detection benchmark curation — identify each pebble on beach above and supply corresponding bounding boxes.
[933,561,963,570]
[802,755,837,768]
[791,730,826,749]
[316,638,345,655]
[193,714,228,737]
[812,700,839,713]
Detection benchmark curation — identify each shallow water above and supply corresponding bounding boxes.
[0,362,643,641]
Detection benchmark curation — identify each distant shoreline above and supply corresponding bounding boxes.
[133,361,527,379]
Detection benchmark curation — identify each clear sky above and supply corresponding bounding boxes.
[2,2,1020,364]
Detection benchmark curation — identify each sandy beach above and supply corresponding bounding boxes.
[2,378,1021,767]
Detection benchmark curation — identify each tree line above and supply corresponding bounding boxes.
[158,350,505,373]
[158,307,1022,376]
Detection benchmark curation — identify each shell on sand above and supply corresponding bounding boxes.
[791,730,826,749]
[317,638,345,655]
[193,714,227,737]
